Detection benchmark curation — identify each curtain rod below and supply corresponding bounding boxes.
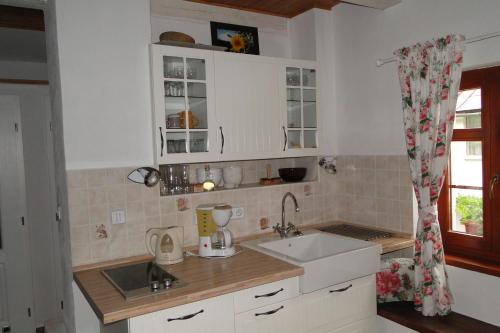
[375,30,500,67]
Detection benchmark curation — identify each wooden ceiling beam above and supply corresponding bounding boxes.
[0,5,45,31]
[185,0,340,18]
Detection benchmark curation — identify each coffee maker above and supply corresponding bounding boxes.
[196,204,235,257]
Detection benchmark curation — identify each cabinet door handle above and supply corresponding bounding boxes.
[282,126,287,151]
[255,305,284,317]
[254,288,284,298]
[159,127,164,157]
[219,126,224,154]
[167,309,204,322]
[329,284,352,293]
[489,174,499,199]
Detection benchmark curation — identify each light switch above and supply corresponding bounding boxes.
[111,209,126,224]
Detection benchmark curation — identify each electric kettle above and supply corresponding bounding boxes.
[145,226,184,265]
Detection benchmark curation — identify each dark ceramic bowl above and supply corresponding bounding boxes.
[278,168,307,182]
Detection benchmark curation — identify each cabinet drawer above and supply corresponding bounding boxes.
[235,297,305,333]
[302,275,376,333]
[233,277,300,313]
[128,294,234,333]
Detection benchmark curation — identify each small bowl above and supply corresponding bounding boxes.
[279,168,307,182]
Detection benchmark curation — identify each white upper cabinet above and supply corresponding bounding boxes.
[214,53,282,161]
[280,61,320,157]
[151,45,218,164]
[151,45,320,164]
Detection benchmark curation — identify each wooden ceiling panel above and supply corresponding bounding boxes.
[185,0,340,18]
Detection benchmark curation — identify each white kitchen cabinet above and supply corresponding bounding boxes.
[280,61,320,157]
[128,293,234,333]
[151,45,218,164]
[125,275,376,333]
[151,45,321,165]
[214,53,283,161]
[302,275,376,333]
[235,297,305,333]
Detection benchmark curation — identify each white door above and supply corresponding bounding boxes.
[0,95,36,332]
[235,297,305,333]
[214,53,282,161]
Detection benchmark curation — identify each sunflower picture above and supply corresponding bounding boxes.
[210,22,260,55]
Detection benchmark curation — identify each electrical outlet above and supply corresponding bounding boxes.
[111,209,126,224]
[231,206,245,219]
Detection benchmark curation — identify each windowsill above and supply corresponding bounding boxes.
[377,301,499,333]
[445,253,500,277]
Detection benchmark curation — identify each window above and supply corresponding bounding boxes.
[438,66,500,276]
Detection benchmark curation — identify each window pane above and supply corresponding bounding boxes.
[287,88,301,128]
[164,81,186,129]
[166,132,187,154]
[455,89,481,129]
[302,69,316,87]
[450,141,482,187]
[189,132,208,153]
[187,82,207,129]
[288,130,301,149]
[303,89,316,128]
[163,56,184,79]
[303,130,317,148]
[286,67,300,86]
[451,189,483,236]
[186,58,206,80]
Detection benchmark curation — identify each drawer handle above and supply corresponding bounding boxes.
[219,126,224,154]
[159,127,164,157]
[254,288,284,298]
[282,126,287,151]
[167,309,204,322]
[329,284,352,293]
[255,305,284,317]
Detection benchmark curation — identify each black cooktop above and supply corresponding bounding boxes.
[102,261,186,300]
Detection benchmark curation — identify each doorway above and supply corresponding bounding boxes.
[0,3,67,333]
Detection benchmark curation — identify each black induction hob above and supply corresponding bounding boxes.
[102,261,186,300]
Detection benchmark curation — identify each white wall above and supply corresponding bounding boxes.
[447,266,500,326]
[0,60,48,80]
[56,0,153,170]
[327,0,500,326]
[150,0,290,58]
[151,15,290,58]
[329,0,500,155]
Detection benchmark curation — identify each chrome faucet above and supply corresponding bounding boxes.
[274,192,301,238]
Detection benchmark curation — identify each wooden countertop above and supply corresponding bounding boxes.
[74,248,303,324]
[74,221,412,325]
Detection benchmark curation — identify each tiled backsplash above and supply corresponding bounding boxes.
[67,155,414,266]
[67,168,336,266]
[335,155,414,234]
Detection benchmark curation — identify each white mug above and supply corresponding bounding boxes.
[223,166,242,189]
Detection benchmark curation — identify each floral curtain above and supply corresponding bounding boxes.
[394,34,465,316]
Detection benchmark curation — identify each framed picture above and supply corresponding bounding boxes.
[210,21,260,55]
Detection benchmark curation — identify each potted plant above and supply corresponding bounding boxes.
[456,195,483,236]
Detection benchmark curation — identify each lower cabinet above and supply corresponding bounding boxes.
[235,297,305,333]
[128,293,234,333]
[302,275,376,333]
[127,275,375,333]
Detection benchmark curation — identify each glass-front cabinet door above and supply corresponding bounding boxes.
[151,45,217,164]
[282,63,319,156]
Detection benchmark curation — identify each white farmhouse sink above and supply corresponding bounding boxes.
[241,230,382,293]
